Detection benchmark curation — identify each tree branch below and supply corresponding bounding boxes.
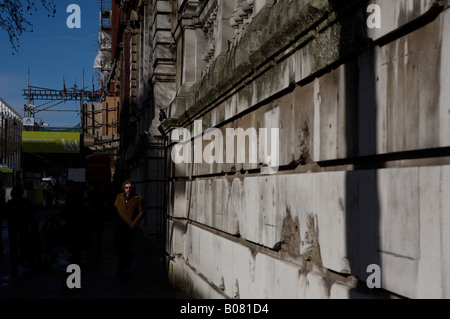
[0,0,56,55]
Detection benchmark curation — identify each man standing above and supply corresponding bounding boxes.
[113,179,144,276]
[6,185,34,272]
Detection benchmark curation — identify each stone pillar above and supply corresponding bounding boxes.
[150,0,177,137]
[173,0,205,86]
[200,0,234,74]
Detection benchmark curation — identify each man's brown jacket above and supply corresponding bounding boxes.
[114,193,144,230]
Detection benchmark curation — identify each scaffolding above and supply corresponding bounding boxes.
[101,0,112,28]
[82,96,120,155]
[22,86,102,102]
[86,0,119,156]
[0,97,22,186]
[94,0,113,90]
[22,72,102,123]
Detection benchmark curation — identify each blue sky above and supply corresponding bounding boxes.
[0,0,101,128]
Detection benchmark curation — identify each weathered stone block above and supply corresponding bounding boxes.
[367,0,441,41]
[166,219,187,257]
[305,271,330,299]
[251,253,303,299]
[185,224,253,298]
[171,181,188,218]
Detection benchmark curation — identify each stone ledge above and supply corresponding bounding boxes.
[162,0,449,135]
[161,0,368,132]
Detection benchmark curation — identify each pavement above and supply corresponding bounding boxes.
[0,205,188,300]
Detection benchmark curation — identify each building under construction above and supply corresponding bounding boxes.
[86,0,119,153]
[19,1,120,191]
[0,97,22,190]
[82,96,120,155]
[83,0,119,161]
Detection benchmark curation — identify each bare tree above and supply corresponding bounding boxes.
[0,0,56,55]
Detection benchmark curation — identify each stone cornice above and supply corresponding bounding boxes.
[161,0,449,134]
[160,0,362,134]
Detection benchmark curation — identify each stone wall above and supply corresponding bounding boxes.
[160,0,450,298]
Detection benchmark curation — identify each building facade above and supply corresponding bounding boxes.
[0,98,22,189]
[110,0,450,298]
[103,0,171,253]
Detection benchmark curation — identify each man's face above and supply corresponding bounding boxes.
[124,183,133,196]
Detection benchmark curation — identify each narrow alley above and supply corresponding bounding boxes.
[0,205,186,299]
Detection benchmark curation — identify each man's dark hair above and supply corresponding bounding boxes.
[122,179,135,191]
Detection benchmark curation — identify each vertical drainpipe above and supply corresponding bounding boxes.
[157,111,170,275]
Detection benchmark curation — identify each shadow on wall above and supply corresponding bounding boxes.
[328,0,382,298]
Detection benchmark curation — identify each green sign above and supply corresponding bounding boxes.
[0,165,13,174]
[22,131,81,154]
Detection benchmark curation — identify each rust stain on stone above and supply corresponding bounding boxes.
[299,120,311,165]
[302,213,323,266]
[276,207,301,257]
